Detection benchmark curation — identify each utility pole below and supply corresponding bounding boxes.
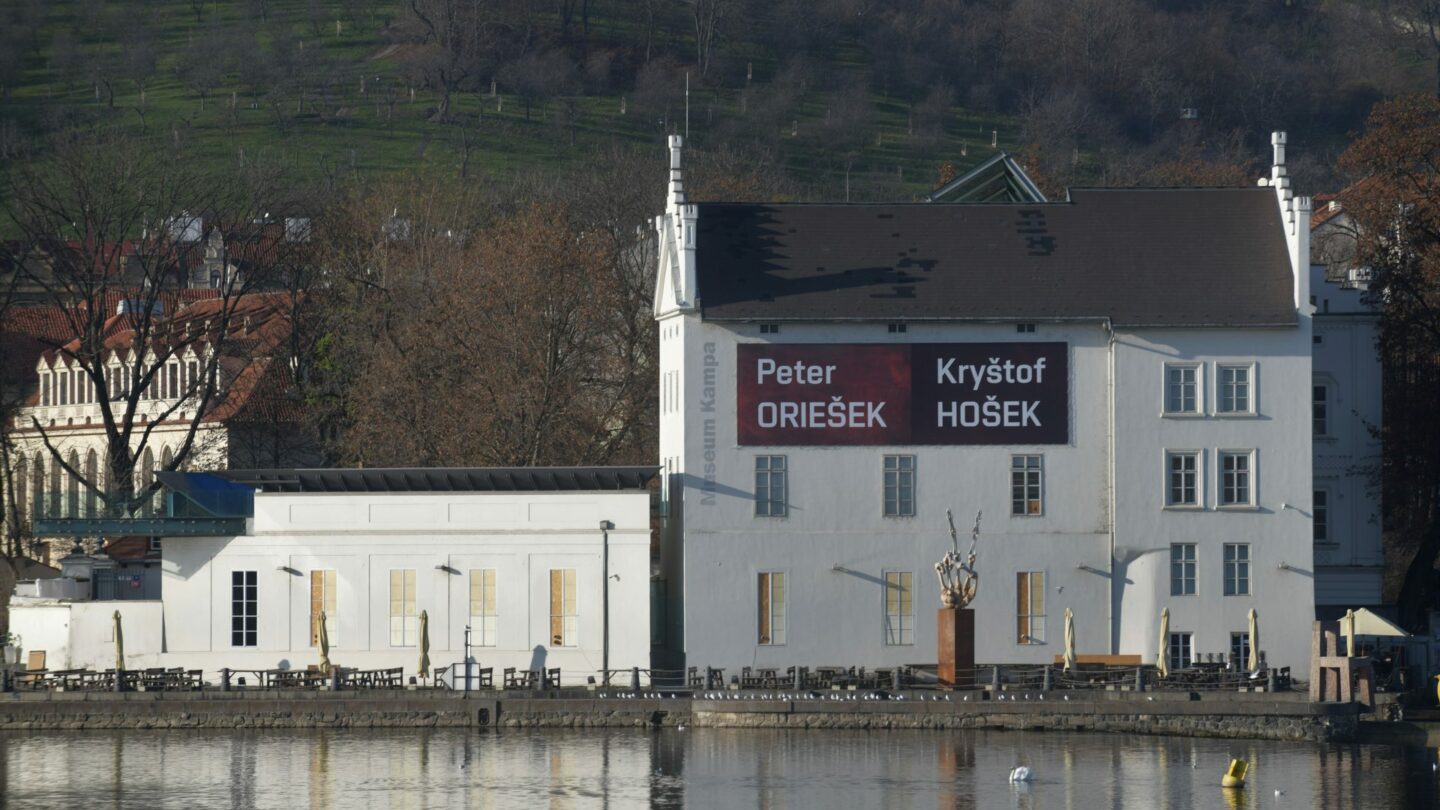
[601,520,614,685]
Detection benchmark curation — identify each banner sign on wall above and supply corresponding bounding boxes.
[737,343,1069,446]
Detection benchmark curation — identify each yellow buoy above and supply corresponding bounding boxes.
[1221,758,1248,788]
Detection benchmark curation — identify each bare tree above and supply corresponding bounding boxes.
[1,133,307,519]
[398,0,511,122]
[685,0,731,80]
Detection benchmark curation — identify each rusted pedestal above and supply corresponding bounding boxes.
[938,607,975,689]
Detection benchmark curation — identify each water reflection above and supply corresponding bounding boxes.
[0,727,1433,809]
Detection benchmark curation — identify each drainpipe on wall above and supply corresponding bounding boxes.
[601,520,614,686]
[1104,318,1118,655]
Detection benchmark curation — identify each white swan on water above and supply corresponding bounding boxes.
[1009,766,1034,783]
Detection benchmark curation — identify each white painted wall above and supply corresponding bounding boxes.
[1309,264,1383,606]
[1110,326,1314,672]
[8,600,164,671]
[662,316,1315,673]
[7,603,73,669]
[159,490,651,683]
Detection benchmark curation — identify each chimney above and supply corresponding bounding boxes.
[241,315,252,336]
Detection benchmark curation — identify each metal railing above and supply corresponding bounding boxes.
[0,662,1295,695]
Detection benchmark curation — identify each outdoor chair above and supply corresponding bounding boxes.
[17,650,46,689]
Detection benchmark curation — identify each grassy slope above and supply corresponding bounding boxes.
[2,1,1020,200]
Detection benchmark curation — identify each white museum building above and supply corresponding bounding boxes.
[653,133,1322,674]
[10,467,656,681]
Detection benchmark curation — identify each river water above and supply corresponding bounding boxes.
[1,727,1435,809]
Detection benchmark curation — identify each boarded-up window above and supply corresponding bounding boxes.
[758,572,786,645]
[310,570,336,646]
[884,571,913,645]
[1016,571,1046,644]
[549,569,577,647]
[389,569,416,647]
[470,569,497,647]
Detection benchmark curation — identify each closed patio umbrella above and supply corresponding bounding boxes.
[318,610,332,675]
[1342,608,1356,657]
[1247,608,1260,672]
[1063,608,1076,673]
[113,610,124,671]
[418,610,430,681]
[1157,607,1170,678]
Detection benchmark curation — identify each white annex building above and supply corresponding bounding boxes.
[654,133,1321,674]
[10,467,655,681]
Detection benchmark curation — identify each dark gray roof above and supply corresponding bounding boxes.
[695,188,1297,327]
[217,466,659,493]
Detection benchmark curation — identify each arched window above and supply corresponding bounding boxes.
[103,449,114,511]
[12,457,26,531]
[31,452,45,518]
[140,448,155,516]
[84,449,98,518]
[47,455,60,517]
[66,450,80,519]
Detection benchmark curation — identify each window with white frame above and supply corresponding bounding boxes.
[1011,455,1043,515]
[1219,451,1254,506]
[1223,543,1251,596]
[1217,365,1253,414]
[470,569,498,647]
[884,571,913,645]
[1164,364,1200,414]
[231,571,257,647]
[1170,543,1196,596]
[883,455,915,517]
[1313,490,1329,542]
[1230,632,1252,667]
[389,569,417,647]
[1313,383,1329,436]
[550,569,577,647]
[758,572,786,645]
[1168,632,1193,671]
[755,455,787,517]
[1016,571,1046,644]
[1166,451,1199,506]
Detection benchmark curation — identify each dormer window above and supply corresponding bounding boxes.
[41,375,49,407]
[887,323,907,333]
[1016,323,1036,334]
[760,323,780,334]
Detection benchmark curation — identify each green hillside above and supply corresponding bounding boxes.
[0,1,1020,199]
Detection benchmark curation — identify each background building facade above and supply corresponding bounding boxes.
[655,135,1318,673]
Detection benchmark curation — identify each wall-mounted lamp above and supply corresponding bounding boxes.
[610,574,621,581]
[276,565,299,575]
[435,564,458,575]
[1277,561,1292,571]
[1076,564,1102,574]
[831,564,850,574]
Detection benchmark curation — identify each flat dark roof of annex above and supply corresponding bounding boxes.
[693,187,1297,327]
[217,466,659,493]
